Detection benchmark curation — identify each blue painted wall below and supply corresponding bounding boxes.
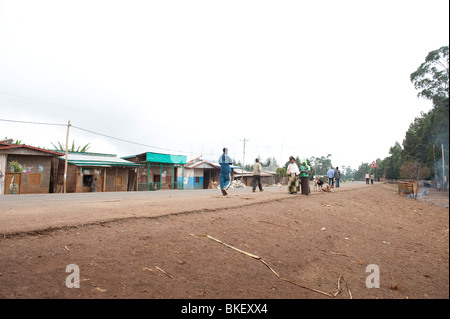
[179,176,203,189]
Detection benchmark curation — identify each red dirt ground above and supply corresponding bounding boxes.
[0,182,448,300]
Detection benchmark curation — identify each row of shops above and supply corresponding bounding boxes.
[0,141,275,195]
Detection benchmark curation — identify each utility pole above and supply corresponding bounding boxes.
[433,144,438,189]
[240,138,249,177]
[279,140,284,168]
[442,143,446,191]
[63,120,71,193]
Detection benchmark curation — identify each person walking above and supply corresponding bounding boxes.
[365,173,370,184]
[91,177,97,192]
[218,147,233,195]
[334,167,341,188]
[370,174,374,185]
[300,160,310,195]
[252,158,263,192]
[287,156,300,194]
[327,166,335,187]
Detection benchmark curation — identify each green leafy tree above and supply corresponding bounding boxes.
[262,157,279,171]
[308,154,333,176]
[354,162,371,181]
[51,140,91,152]
[410,46,449,104]
[340,165,355,181]
[382,142,403,180]
[408,46,449,182]
[374,46,448,183]
[276,167,287,178]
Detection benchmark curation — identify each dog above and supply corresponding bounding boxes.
[314,177,324,191]
[317,178,324,191]
[321,184,331,192]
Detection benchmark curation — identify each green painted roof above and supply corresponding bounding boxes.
[123,152,187,165]
[146,152,187,164]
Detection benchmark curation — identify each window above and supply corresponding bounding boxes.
[195,177,200,183]
[115,176,123,186]
[28,173,41,186]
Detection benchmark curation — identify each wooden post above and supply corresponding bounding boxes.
[135,168,139,191]
[147,163,150,191]
[433,144,438,189]
[74,166,82,193]
[103,168,106,192]
[51,157,59,193]
[115,166,118,192]
[160,163,163,190]
[63,120,71,193]
[171,164,174,189]
[443,143,446,191]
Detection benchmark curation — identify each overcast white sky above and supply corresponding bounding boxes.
[0,0,448,169]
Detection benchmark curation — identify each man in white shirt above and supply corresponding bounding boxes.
[252,158,263,192]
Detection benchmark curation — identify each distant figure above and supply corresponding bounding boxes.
[252,158,263,192]
[370,174,374,185]
[91,177,97,192]
[300,160,310,195]
[287,156,300,194]
[218,147,233,196]
[334,167,341,188]
[327,166,335,187]
[365,173,370,184]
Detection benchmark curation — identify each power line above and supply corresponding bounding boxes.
[73,124,231,157]
[71,124,190,154]
[0,118,67,127]
[0,118,224,157]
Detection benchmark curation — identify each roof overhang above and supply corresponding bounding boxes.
[123,152,187,165]
[59,153,143,167]
[0,144,64,156]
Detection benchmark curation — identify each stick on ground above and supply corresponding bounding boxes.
[155,266,177,281]
[191,233,339,298]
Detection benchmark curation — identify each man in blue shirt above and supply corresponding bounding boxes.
[218,147,233,195]
[327,166,335,187]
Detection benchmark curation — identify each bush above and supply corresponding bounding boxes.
[9,161,23,173]
[400,161,431,180]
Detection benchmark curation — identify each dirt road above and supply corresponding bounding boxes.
[0,182,448,300]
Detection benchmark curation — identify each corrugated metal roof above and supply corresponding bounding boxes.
[122,152,187,164]
[0,144,64,156]
[185,155,241,170]
[185,160,218,169]
[186,161,241,170]
[59,153,142,167]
